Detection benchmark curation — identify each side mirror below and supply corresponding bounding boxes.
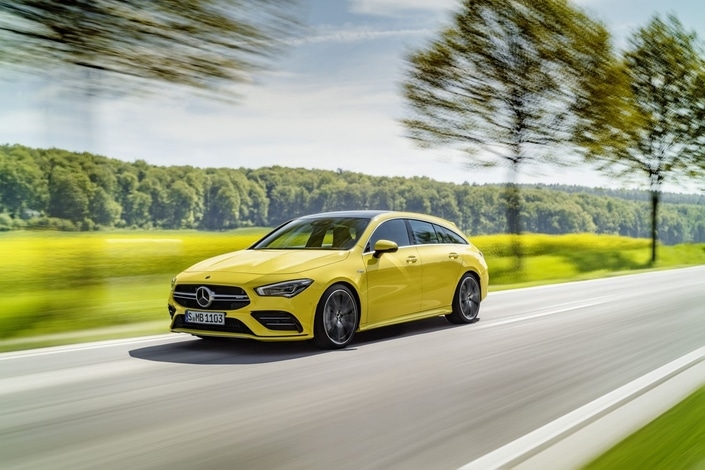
[373,239,399,258]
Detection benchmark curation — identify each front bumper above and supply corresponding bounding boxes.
[168,279,320,341]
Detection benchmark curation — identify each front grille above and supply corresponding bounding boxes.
[251,311,303,332]
[173,284,250,310]
[172,314,254,335]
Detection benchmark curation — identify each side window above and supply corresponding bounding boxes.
[365,219,410,252]
[434,224,468,245]
[408,219,439,245]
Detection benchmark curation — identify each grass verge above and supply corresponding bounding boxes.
[583,385,705,469]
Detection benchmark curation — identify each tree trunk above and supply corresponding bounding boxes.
[650,189,659,264]
[505,162,523,276]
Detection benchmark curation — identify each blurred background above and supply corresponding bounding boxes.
[1,2,704,469]
[1,0,704,346]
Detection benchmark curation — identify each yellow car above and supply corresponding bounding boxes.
[168,210,488,349]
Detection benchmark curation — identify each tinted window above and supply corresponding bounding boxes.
[408,219,439,245]
[365,219,410,252]
[434,224,468,245]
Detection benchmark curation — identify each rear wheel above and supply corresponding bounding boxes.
[446,273,481,324]
[312,284,358,349]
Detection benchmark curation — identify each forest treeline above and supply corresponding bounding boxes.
[1,144,704,244]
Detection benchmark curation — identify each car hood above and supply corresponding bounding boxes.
[184,249,350,275]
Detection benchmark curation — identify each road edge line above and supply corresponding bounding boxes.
[0,334,177,360]
[458,346,705,470]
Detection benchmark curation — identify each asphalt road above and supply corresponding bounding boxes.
[2,267,704,470]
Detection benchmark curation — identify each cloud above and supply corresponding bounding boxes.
[288,27,433,46]
[572,0,608,6]
[348,0,458,16]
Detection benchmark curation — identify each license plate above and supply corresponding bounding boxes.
[185,311,225,326]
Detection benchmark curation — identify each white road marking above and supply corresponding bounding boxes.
[458,346,705,470]
[0,359,160,396]
[476,298,610,329]
[0,334,178,361]
[486,265,705,296]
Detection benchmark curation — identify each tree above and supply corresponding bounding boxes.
[166,181,199,228]
[201,174,240,230]
[47,168,90,224]
[0,0,299,97]
[246,180,269,227]
[401,0,615,270]
[0,147,47,217]
[122,191,151,227]
[367,181,401,211]
[432,188,461,222]
[582,15,705,263]
[90,186,122,226]
[267,184,308,225]
[138,175,168,227]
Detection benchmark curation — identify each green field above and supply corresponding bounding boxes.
[1,229,704,351]
[0,229,265,350]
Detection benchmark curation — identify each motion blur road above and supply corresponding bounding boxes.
[2,267,704,470]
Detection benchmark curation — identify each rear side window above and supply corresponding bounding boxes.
[434,225,468,245]
[408,219,439,245]
[365,219,411,252]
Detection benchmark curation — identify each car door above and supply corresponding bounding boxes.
[363,218,423,325]
[407,219,464,311]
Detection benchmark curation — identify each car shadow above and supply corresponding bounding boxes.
[129,316,477,365]
[354,315,472,345]
[128,338,322,365]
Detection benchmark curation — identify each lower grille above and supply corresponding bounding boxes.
[172,314,254,335]
[251,311,303,332]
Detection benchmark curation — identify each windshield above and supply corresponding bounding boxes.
[252,216,371,250]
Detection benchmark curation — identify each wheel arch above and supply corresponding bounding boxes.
[460,265,488,301]
[311,281,361,349]
[325,280,362,331]
[463,270,481,296]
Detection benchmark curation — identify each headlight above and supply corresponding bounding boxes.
[255,279,313,298]
[170,277,177,290]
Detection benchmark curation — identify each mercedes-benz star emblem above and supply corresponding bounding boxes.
[195,286,214,308]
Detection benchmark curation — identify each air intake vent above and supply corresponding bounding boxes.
[251,311,303,332]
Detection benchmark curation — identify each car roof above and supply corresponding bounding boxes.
[299,210,391,219]
[297,210,460,230]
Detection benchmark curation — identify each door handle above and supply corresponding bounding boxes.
[406,256,418,263]
[449,252,459,259]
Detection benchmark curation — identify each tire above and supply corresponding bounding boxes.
[446,273,481,324]
[312,284,359,349]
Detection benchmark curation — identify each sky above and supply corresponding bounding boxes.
[1,0,704,193]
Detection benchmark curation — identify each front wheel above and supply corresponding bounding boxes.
[312,284,359,349]
[446,273,481,324]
